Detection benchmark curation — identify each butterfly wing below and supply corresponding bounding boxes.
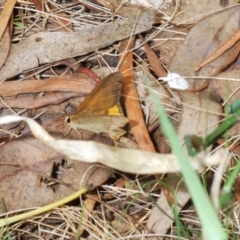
[66,71,128,140]
[69,115,129,140]
[74,71,123,116]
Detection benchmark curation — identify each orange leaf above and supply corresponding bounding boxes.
[119,38,155,152]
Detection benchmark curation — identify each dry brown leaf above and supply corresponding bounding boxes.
[169,4,240,90]
[0,73,95,109]
[120,38,156,152]
[0,23,11,70]
[209,70,240,136]
[0,118,113,213]
[146,175,189,235]
[0,92,83,109]
[0,73,94,96]
[77,194,98,237]
[139,34,167,78]
[163,0,239,24]
[213,41,240,75]
[0,10,157,82]
[177,91,222,144]
[0,136,63,213]
[196,28,240,71]
[209,70,240,104]
[0,0,13,70]
[0,0,16,40]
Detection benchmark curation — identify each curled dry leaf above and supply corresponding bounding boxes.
[0,92,84,109]
[0,73,95,109]
[0,115,227,175]
[0,73,94,96]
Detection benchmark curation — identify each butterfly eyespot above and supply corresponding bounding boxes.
[65,116,71,123]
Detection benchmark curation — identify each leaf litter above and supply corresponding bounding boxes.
[0,0,240,239]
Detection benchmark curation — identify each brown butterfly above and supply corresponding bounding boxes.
[65,71,128,140]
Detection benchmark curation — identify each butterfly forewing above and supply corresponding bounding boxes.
[74,71,123,116]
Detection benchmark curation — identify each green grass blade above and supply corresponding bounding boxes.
[220,156,240,207]
[149,88,227,240]
[203,111,240,149]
